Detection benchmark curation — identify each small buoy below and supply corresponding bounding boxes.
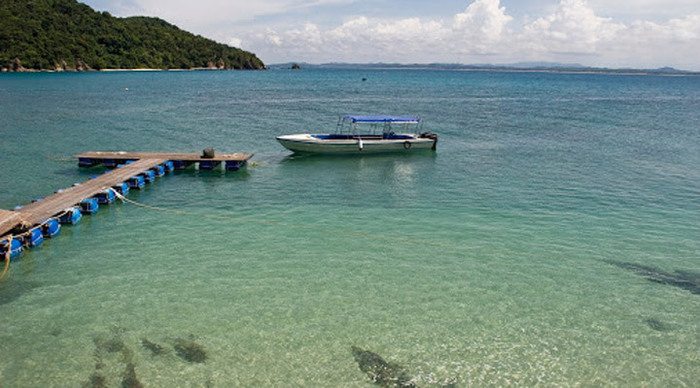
[124,87,129,91]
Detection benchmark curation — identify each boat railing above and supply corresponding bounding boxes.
[336,118,423,136]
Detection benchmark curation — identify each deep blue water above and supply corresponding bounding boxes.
[0,69,698,386]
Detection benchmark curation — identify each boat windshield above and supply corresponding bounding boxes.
[337,115,422,135]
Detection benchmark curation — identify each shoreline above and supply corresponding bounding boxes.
[2,66,697,77]
[0,67,266,73]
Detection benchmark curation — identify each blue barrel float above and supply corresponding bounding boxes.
[94,189,116,204]
[140,170,156,183]
[199,160,220,170]
[127,176,146,190]
[41,218,61,238]
[152,165,166,177]
[226,161,245,171]
[22,226,44,248]
[173,160,193,170]
[0,237,23,260]
[164,161,175,172]
[78,158,97,167]
[112,182,129,196]
[59,206,82,225]
[79,198,99,215]
[102,159,119,168]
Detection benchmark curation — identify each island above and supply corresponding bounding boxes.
[0,0,265,71]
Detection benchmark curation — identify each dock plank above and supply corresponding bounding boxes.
[0,210,28,237]
[0,158,165,237]
[77,151,253,162]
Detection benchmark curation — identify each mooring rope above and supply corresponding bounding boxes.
[110,188,190,216]
[107,187,447,249]
[108,187,278,224]
[0,235,13,281]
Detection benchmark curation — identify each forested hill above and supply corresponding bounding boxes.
[0,0,265,71]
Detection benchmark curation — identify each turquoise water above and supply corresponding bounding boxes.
[0,69,698,386]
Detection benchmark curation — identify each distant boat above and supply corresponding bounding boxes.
[276,115,438,154]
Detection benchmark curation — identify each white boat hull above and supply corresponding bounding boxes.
[276,134,436,154]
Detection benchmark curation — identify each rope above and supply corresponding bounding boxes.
[46,156,74,163]
[110,188,189,215]
[109,187,282,224]
[107,187,446,249]
[55,209,70,219]
[1,235,12,281]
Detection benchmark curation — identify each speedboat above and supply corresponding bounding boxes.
[276,115,438,154]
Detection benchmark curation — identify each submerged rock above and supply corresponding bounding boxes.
[83,372,107,388]
[173,338,207,363]
[351,346,415,387]
[141,338,166,356]
[121,345,134,364]
[121,362,143,388]
[94,336,126,354]
[606,261,699,295]
[645,318,674,332]
[0,280,42,306]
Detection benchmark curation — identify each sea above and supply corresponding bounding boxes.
[0,68,698,386]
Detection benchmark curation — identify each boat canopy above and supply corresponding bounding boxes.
[342,115,421,124]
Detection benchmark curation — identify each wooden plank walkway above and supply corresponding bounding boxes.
[0,210,28,236]
[0,158,164,237]
[77,151,253,162]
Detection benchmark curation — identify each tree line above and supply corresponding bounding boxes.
[0,0,265,71]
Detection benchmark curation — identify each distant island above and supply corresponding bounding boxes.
[270,62,700,76]
[0,0,264,72]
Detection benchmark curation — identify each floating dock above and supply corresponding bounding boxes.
[77,151,253,171]
[1,150,253,264]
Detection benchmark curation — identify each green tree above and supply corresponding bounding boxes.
[0,0,265,71]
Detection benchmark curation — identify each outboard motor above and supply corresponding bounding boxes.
[419,132,439,150]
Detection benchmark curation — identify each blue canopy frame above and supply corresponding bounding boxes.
[342,115,421,124]
[337,115,423,135]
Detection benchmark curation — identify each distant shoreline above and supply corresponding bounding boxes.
[2,65,698,77]
[269,62,700,77]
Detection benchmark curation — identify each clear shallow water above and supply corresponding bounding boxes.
[0,69,698,386]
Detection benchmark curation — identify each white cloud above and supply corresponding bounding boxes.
[250,0,516,61]
[594,14,700,68]
[243,0,700,69]
[453,0,512,43]
[228,37,243,48]
[514,1,700,68]
[521,0,625,54]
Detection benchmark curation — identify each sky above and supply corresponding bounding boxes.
[82,0,700,70]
